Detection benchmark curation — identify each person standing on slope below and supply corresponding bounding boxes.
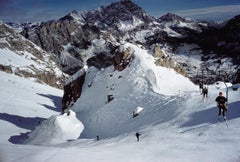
[215,92,228,119]
[202,86,208,101]
[135,132,141,142]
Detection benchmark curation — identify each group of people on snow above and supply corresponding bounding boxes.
[97,83,229,143]
[199,82,228,119]
[200,82,228,119]
[134,89,228,142]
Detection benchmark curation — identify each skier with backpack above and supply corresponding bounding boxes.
[215,92,228,120]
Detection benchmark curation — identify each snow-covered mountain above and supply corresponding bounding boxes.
[1,0,240,161]
[0,22,66,88]
[18,0,240,85]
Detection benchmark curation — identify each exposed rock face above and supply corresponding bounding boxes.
[199,15,240,62]
[153,45,186,76]
[0,22,65,89]
[62,73,86,113]
[87,53,113,70]
[113,47,135,71]
[0,23,43,58]
[0,64,13,74]
[21,18,100,75]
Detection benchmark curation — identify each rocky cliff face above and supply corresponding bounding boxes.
[62,72,86,113]
[21,15,100,75]
[0,22,66,88]
[20,0,157,76]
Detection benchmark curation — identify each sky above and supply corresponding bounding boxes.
[0,0,240,22]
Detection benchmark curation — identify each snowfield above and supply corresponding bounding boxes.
[1,43,240,162]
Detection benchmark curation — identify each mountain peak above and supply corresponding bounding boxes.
[158,13,188,23]
[85,0,154,28]
[111,0,143,12]
[59,10,86,24]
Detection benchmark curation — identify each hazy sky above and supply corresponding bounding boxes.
[0,0,240,22]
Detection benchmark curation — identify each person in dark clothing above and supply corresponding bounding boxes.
[215,92,228,119]
[199,82,203,93]
[202,86,208,100]
[135,132,141,142]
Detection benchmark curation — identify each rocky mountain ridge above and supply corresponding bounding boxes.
[18,1,197,74]
[18,1,240,84]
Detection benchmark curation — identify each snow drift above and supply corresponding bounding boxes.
[25,110,84,145]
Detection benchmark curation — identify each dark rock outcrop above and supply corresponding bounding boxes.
[62,73,86,113]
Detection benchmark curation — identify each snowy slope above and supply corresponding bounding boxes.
[0,72,63,145]
[0,48,62,77]
[1,71,240,162]
[1,43,240,161]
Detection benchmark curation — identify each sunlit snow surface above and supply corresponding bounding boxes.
[1,42,240,161]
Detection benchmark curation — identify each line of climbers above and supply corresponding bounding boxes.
[200,82,228,119]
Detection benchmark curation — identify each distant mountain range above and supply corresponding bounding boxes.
[13,0,239,82]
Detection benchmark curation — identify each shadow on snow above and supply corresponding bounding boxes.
[181,101,240,128]
[1,94,62,144]
[37,93,62,112]
[0,113,45,144]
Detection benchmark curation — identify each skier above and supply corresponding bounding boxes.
[215,92,228,120]
[202,86,208,101]
[199,82,203,93]
[135,132,141,142]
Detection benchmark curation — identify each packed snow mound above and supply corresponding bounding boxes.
[25,110,84,145]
